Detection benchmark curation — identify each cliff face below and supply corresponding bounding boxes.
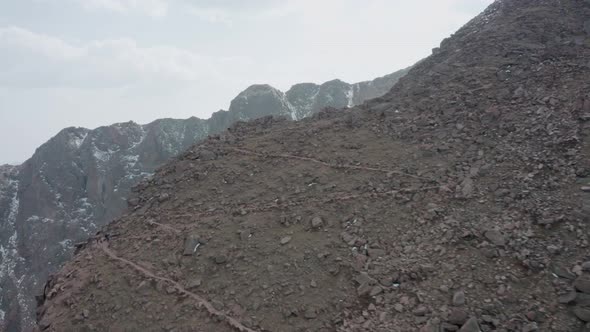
[0,69,408,331]
[34,0,590,331]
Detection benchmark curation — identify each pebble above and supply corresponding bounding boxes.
[157,193,170,202]
[214,255,228,264]
[552,265,576,280]
[582,261,590,271]
[448,308,468,325]
[557,291,577,304]
[304,308,317,319]
[185,279,201,290]
[452,290,466,306]
[484,230,506,246]
[458,317,480,332]
[574,276,590,294]
[280,236,292,245]
[441,322,459,331]
[182,234,201,256]
[370,286,383,296]
[394,303,404,313]
[413,306,428,316]
[311,216,324,229]
[574,306,590,322]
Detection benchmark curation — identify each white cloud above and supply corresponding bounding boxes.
[0,26,246,88]
[73,0,169,17]
[0,26,84,60]
[188,7,233,26]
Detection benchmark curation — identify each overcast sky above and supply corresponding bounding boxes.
[0,0,493,164]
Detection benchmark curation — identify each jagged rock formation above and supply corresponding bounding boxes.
[35,0,590,331]
[0,70,408,331]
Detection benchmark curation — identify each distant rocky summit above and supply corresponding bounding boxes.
[0,68,408,331]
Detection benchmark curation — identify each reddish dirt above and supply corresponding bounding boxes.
[35,1,590,331]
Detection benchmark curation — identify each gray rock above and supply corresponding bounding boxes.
[452,290,466,306]
[484,230,506,246]
[311,216,324,229]
[280,236,292,245]
[448,308,469,325]
[158,193,170,202]
[558,291,577,304]
[461,177,474,197]
[420,319,440,332]
[458,317,480,332]
[214,255,228,264]
[576,292,590,306]
[574,276,590,294]
[553,265,576,280]
[574,306,590,322]
[182,234,201,256]
[304,308,317,319]
[186,279,202,289]
[198,149,217,161]
[370,286,384,296]
[441,322,460,331]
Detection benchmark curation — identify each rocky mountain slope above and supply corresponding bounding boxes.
[0,70,409,331]
[35,0,590,331]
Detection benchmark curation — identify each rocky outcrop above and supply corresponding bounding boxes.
[0,69,408,331]
[34,0,590,331]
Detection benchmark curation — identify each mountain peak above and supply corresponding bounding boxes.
[35,0,590,331]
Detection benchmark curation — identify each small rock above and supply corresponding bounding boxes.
[458,317,480,332]
[448,308,468,325]
[523,322,539,332]
[394,303,404,313]
[441,322,459,331]
[558,291,577,304]
[370,286,383,296]
[574,306,590,322]
[420,318,440,332]
[577,292,590,306]
[574,276,590,294]
[183,234,202,256]
[413,306,428,316]
[310,280,317,288]
[461,177,474,197]
[304,308,317,319]
[582,186,590,192]
[582,261,590,271]
[367,248,387,258]
[452,290,466,306]
[198,149,217,161]
[553,265,576,280]
[157,193,170,202]
[214,255,228,264]
[186,279,202,289]
[82,309,89,318]
[280,236,292,245]
[484,230,506,246]
[311,216,324,229]
[238,230,251,241]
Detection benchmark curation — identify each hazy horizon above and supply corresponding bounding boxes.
[0,0,493,164]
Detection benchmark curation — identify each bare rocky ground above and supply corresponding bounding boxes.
[35,0,590,331]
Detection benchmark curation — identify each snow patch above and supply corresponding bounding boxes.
[69,132,88,149]
[346,86,354,108]
[0,179,31,324]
